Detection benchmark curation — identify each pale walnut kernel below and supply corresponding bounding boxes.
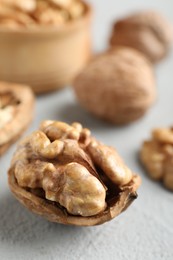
[9,120,140,224]
[87,141,132,186]
[0,90,18,129]
[140,127,173,190]
[49,0,73,8]
[0,0,86,29]
[0,106,15,129]
[0,82,34,156]
[46,162,106,217]
[2,0,36,12]
[152,128,173,144]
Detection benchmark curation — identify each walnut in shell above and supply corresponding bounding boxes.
[73,47,156,125]
[0,82,34,155]
[3,0,36,12]
[8,120,141,226]
[140,127,173,191]
[110,10,173,63]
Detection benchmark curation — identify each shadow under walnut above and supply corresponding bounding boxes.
[8,120,141,226]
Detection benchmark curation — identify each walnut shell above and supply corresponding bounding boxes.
[73,47,156,125]
[0,82,35,155]
[8,120,141,226]
[110,10,173,63]
[140,127,173,191]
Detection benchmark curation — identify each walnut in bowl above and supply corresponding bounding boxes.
[73,46,156,125]
[110,10,173,63]
[8,120,141,226]
[0,82,34,155]
[0,0,91,93]
[140,127,173,191]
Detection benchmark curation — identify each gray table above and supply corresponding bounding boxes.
[1,1,173,259]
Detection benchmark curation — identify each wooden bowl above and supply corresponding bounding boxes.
[0,1,92,94]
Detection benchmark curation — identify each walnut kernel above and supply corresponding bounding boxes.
[0,82,34,156]
[8,120,141,226]
[140,127,173,190]
[0,0,86,28]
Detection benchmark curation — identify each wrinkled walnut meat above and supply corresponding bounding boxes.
[8,120,141,226]
[140,127,173,190]
[0,0,86,29]
[110,10,173,63]
[0,82,34,155]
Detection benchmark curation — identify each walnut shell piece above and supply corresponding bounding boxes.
[140,127,173,190]
[110,10,173,63]
[8,120,141,226]
[0,82,35,155]
[73,47,156,125]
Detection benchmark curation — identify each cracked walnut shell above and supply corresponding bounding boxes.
[110,10,173,63]
[140,127,173,190]
[0,82,34,155]
[73,47,156,125]
[8,120,141,226]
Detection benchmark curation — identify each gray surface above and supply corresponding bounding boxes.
[0,0,173,259]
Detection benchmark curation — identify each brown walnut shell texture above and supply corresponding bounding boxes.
[0,82,35,155]
[140,127,173,191]
[8,120,141,226]
[110,10,173,63]
[73,46,156,125]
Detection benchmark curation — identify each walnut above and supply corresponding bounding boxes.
[49,0,73,8]
[0,0,85,28]
[140,127,173,190]
[110,10,173,63]
[3,0,36,12]
[73,47,156,125]
[8,120,141,226]
[0,82,35,156]
[0,4,37,27]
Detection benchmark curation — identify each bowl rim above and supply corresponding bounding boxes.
[0,0,92,35]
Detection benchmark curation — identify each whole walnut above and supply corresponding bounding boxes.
[110,11,173,63]
[8,120,141,226]
[73,47,156,125]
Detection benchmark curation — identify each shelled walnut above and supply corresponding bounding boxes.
[8,120,141,226]
[0,82,34,155]
[110,10,173,63]
[140,127,173,190]
[73,46,156,125]
[0,0,85,28]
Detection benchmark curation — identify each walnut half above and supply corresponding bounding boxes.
[0,82,35,155]
[140,127,173,190]
[8,120,141,226]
